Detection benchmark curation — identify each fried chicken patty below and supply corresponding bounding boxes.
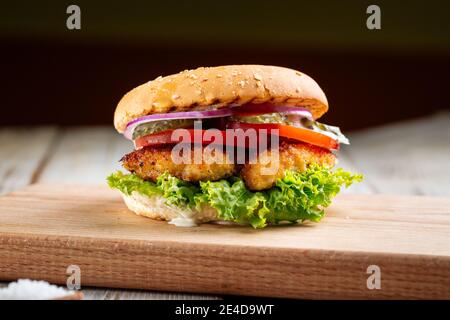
[122,145,237,183]
[122,141,335,190]
[240,141,336,190]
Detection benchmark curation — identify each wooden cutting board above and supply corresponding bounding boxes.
[0,184,449,299]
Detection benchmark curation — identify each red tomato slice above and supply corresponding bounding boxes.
[227,122,339,150]
[135,128,270,149]
[134,130,174,148]
[135,129,230,149]
[135,123,339,150]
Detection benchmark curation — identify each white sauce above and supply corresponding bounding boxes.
[168,217,198,227]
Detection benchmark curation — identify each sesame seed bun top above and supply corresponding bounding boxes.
[114,65,329,133]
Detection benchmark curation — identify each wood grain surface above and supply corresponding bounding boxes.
[0,183,449,299]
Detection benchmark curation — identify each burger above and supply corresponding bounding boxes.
[108,65,362,228]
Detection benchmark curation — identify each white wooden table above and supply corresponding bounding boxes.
[1,111,449,299]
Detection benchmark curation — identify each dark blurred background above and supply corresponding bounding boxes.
[1,0,449,131]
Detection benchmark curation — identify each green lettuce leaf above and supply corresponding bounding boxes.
[107,171,199,209]
[107,165,363,228]
[197,178,269,228]
[107,170,160,197]
[264,165,363,224]
[156,172,200,208]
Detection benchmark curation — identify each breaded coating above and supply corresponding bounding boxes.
[122,145,236,183]
[123,141,335,191]
[240,141,336,190]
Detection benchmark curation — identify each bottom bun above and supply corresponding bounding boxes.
[121,191,219,225]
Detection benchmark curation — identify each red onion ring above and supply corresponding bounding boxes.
[123,108,234,140]
[123,104,313,140]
